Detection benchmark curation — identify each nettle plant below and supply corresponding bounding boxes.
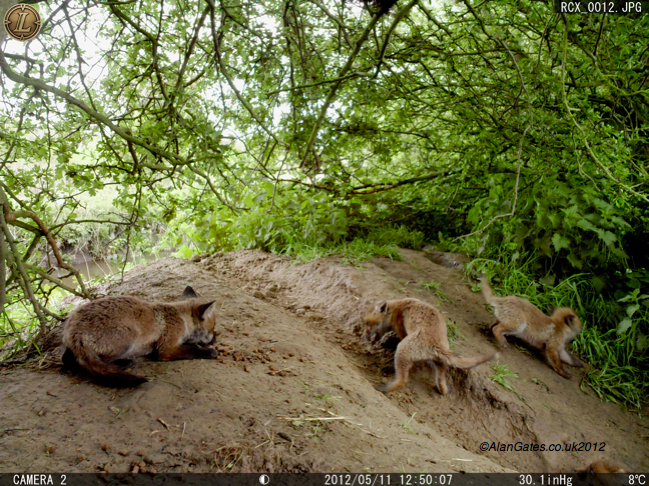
[469,176,632,273]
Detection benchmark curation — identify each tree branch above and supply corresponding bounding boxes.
[9,209,90,298]
[0,210,47,328]
[374,0,419,78]
[300,10,382,166]
[283,169,456,195]
[0,50,185,166]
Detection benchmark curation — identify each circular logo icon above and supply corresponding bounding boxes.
[259,475,270,485]
[4,4,41,42]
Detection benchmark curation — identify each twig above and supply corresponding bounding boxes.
[453,39,534,241]
[1,428,29,437]
[0,201,6,315]
[374,0,419,78]
[23,263,86,298]
[8,208,90,297]
[300,10,383,166]
[278,415,347,422]
[0,210,47,328]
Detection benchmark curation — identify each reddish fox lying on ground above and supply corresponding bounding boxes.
[62,286,219,386]
[363,298,498,394]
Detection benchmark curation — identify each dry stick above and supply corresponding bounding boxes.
[0,211,47,328]
[300,9,383,166]
[278,415,348,422]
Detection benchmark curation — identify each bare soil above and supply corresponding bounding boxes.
[1,249,647,473]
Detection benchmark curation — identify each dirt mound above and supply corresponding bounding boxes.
[1,249,646,473]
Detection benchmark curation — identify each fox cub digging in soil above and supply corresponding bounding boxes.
[363,298,498,394]
[62,286,219,386]
[480,276,584,378]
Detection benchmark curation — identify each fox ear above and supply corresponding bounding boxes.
[197,301,216,319]
[548,306,555,315]
[376,301,388,314]
[564,314,576,326]
[183,286,199,299]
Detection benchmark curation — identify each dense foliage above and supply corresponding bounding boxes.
[0,0,646,406]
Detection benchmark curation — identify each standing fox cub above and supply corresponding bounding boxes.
[480,276,584,378]
[62,286,219,386]
[363,298,498,395]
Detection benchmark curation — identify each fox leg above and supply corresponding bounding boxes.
[376,337,415,393]
[157,343,218,361]
[559,347,585,367]
[428,360,449,395]
[493,321,528,349]
[546,344,570,378]
[491,323,510,348]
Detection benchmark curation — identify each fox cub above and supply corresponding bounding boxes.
[62,286,219,386]
[480,276,584,378]
[363,298,498,394]
[578,458,628,486]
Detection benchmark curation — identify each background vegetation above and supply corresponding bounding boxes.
[0,0,646,408]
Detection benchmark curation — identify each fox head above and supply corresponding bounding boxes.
[578,458,626,476]
[361,300,393,342]
[184,286,218,345]
[550,307,583,338]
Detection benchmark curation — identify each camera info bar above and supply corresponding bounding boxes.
[1,473,647,486]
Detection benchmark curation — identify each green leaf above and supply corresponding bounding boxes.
[552,234,570,251]
[539,275,555,287]
[617,318,633,335]
[600,231,616,247]
[626,304,640,318]
[176,245,193,259]
[576,219,597,232]
[637,334,648,352]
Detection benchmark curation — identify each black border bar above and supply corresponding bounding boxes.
[1,473,647,486]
